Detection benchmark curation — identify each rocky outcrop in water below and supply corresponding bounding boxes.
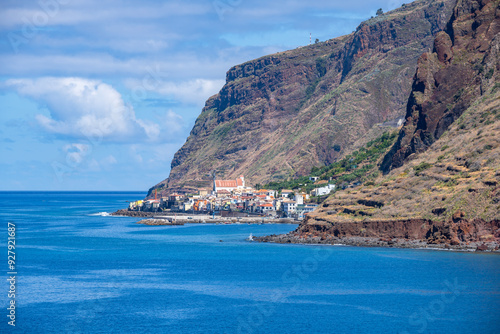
[137,219,184,226]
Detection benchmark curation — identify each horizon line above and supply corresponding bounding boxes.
[0,190,147,192]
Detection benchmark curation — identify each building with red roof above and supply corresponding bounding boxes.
[213,175,245,192]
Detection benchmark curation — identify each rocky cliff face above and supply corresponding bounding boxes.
[294,0,500,247]
[151,0,456,194]
[258,218,500,251]
[382,0,500,171]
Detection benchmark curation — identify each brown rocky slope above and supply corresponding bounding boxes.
[265,0,500,251]
[150,0,456,195]
[382,0,500,171]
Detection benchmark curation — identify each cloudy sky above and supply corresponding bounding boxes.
[0,0,407,191]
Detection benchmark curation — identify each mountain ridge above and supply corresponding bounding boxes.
[149,0,456,196]
[277,0,500,248]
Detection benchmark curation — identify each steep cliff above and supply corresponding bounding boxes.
[292,0,500,247]
[151,0,455,194]
[382,0,500,171]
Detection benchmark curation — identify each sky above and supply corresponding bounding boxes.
[0,0,407,191]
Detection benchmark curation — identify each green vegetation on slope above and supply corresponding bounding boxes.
[260,131,398,193]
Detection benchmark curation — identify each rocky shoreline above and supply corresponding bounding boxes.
[113,209,499,252]
[111,209,157,218]
[256,213,500,252]
[255,233,500,252]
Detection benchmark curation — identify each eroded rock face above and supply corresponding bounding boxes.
[150,0,456,195]
[257,216,500,251]
[383,0,500,172]
[434,31,453,63]
[295,216,500,245]
[264,0,500,247]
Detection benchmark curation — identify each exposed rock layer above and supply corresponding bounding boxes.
[257,218,500,252]
[295,216,500,245]
[382,0,500,171]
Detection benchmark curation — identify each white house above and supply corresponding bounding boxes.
[274,199,282,211]
[144,199,160,210]
[129,200,143,210]
[294,193,304,205]
[282,200,297,214]
[297,204,318,217]
[257,203,275,213]
[266,189,277,198]
[312,184,336,196]
[183,200,193,211]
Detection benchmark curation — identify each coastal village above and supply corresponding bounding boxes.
[128,175,337,219]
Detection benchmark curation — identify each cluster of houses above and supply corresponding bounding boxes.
[129,175,336,219]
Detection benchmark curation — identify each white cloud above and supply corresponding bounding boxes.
[129,145,143,164]
[5,77,184,143]
[99,155,118,171]
[87,159,101,172]
[163,110,184,134]
[102,155,117,165]
[0,1,212,29]
[0,54,230,82]
[63,143,90,167]
[126,78,225,106]
[156,79,225,105]
[127,142,182,167]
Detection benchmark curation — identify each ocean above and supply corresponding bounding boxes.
[0,191,499,333]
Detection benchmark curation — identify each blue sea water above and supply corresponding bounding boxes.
[0,191,499,334]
